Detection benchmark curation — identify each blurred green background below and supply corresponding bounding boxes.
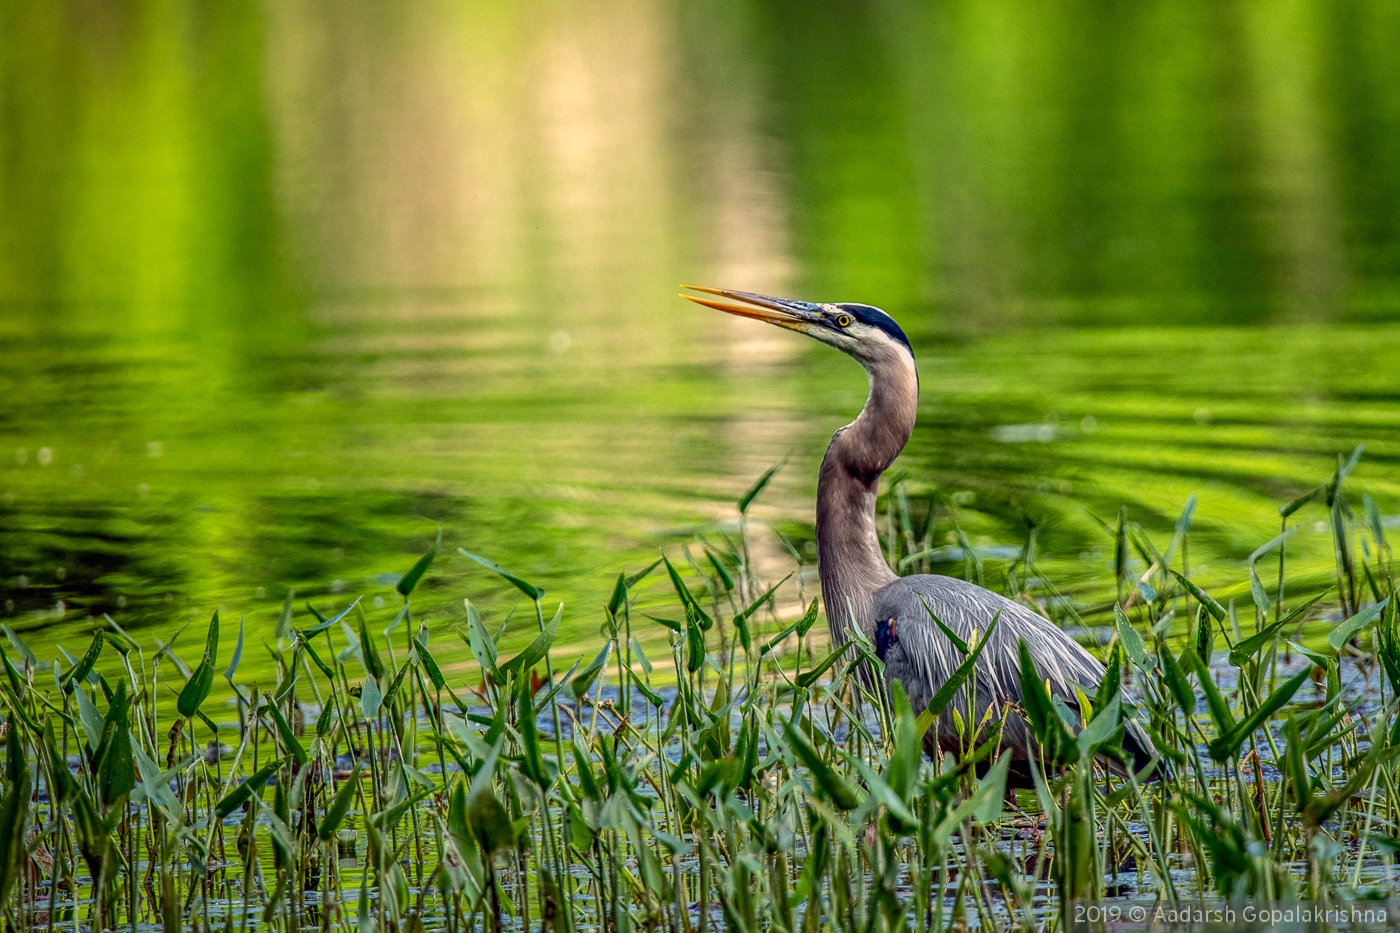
[2,0,1399,663]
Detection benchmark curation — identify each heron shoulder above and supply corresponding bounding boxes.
[872,574,1034,633]
[871,574,1105,682]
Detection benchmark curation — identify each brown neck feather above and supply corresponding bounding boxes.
[816,346,918,648]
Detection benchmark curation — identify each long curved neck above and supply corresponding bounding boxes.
[817,347,919,648]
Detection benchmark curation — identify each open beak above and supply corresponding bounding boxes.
[680,285,820,333]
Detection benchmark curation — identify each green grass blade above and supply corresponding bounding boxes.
[926,610,1000,717]
[458,548,544,600]
[1208,664,1314,761]
[738,459,784,514]
[397,526,442,597]
[177,611,219,718]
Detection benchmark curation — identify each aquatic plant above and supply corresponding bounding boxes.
[0,449,1395,932]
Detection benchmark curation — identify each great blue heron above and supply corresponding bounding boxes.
[682,285,1156,784]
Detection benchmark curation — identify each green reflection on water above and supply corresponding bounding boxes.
[2,0,1399,673]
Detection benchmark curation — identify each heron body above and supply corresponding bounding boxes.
[683,285,1156,782]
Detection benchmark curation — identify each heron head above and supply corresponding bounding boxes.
[681,285,914,367]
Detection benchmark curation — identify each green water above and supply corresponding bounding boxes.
[3,1,1400,663]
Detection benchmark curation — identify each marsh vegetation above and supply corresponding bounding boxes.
[1,449,1398,933]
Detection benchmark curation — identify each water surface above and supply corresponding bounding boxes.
[3,0,1399,668]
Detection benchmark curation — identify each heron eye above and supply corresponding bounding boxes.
[836,314,852,328]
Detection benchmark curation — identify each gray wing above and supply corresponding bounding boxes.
[872,574,1153,772]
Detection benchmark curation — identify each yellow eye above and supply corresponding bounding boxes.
[836,314,852,328]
